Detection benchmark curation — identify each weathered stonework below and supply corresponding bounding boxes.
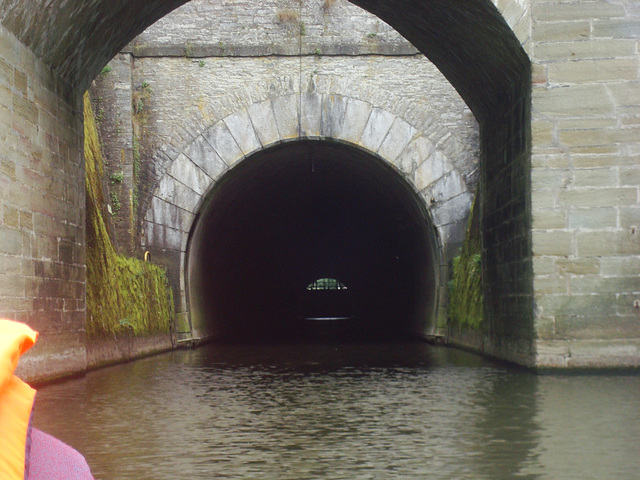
[0,0,636,376]
[530,0,640,368]
[0,24,86,382]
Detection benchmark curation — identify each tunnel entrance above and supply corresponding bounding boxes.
[187,140,440,342]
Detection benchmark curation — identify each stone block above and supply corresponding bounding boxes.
[548,59,638,84]
[592,19,640,39]
[534,275,568,295]
[13,70,27,95]
[532,153,571,169]
[378,118,416,162]
[532,209,566,229]
[557,118,619,131]
[185,136,228,181]
[0,228,23,256]
[571,274,640,295]
[0,273,25,297]
[560,126,640,147]
[532,230,573,256]
[600,256,640,277]
[572,168,617,187]
[248,99,281,145]
[535,339,570,366]
[0,83,11,108]
[531,168,569,189]
[359,107,394,152]
[0,254,23,275]
[619,167,640,186]
[395,135,434,177]
[414,149,449,190]
[532,21,590,42]
[577,230,640,256]
[58,241,74,265]
[608,82,640,107]
[616,294,640,316]
[164,226,183,250]
[556,258,600,275]
[556,315,640,340]
[271,95,299,140]
[430,191,472,227]
[156,175,201,213]
[436,220,466,251]
[0,57,12,86]
[533,85,613,117]
[536,293,614,317]
[568,207,617,229]
[13,94,38,125]
[2,204,19,228]
[558,188,636,207]
[151,197,179,229]
[321,94,348,138]
[531,188,557,209]
[300,92,322,138]
[566,340,640,368]
[340,98,372,144]
[424,169,466,204]
[224,109,261,156]
[619,207,640,229]
[532,2,625,22]
[203,120,244,167]
[572,153,634,168]
[168,153,212,196]
[533,256,555,276]
[532,120,553,145]
[534,39,637,62]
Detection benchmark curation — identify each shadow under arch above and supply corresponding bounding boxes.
[186,139,442,342]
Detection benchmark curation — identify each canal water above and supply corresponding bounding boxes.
[33,342,639,480]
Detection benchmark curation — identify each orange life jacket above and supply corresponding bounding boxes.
[0,319,38,480]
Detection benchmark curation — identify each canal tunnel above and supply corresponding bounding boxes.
[187,140,440,342]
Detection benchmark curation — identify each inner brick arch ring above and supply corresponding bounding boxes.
[142,94,473,339]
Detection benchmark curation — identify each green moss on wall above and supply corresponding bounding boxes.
[85,93,174,338]
[448,194,483,330]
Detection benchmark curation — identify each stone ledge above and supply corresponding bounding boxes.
[536,339,640,370]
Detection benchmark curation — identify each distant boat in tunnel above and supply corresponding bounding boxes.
[300,277,354,323]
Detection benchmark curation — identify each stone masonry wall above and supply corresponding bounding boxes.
[0,0,638,373]
[530,0,640,367]
[92,0,481,338]
[0,24,86,382]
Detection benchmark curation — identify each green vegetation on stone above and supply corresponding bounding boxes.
[448,194,483,330]
[84,92,174,338]
[109,191,120,213]
[109,170,124,184]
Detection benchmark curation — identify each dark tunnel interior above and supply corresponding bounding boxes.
[187,140,440,342]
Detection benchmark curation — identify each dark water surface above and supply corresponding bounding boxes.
[33,343,640,480]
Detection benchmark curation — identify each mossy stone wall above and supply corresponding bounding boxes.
[85,93,174,339]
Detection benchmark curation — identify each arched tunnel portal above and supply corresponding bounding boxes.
[187,140,440,342]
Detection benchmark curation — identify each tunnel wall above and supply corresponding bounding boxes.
[185,140,443,341]
[140,92,473,340]
[529,1,640,368]
[0,0,637,375]
[0,24,87,381]
[87,0,480,340]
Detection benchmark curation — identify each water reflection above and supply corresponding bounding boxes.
[33,343,640,480]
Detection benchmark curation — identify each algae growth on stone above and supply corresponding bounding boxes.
[84,93,174,338]
[448,195,483,331]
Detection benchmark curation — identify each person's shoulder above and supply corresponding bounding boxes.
[26,428,94,480]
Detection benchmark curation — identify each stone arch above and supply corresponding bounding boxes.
[0,0,537,371]
[137,71,479,226]
[143,92,474,338]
